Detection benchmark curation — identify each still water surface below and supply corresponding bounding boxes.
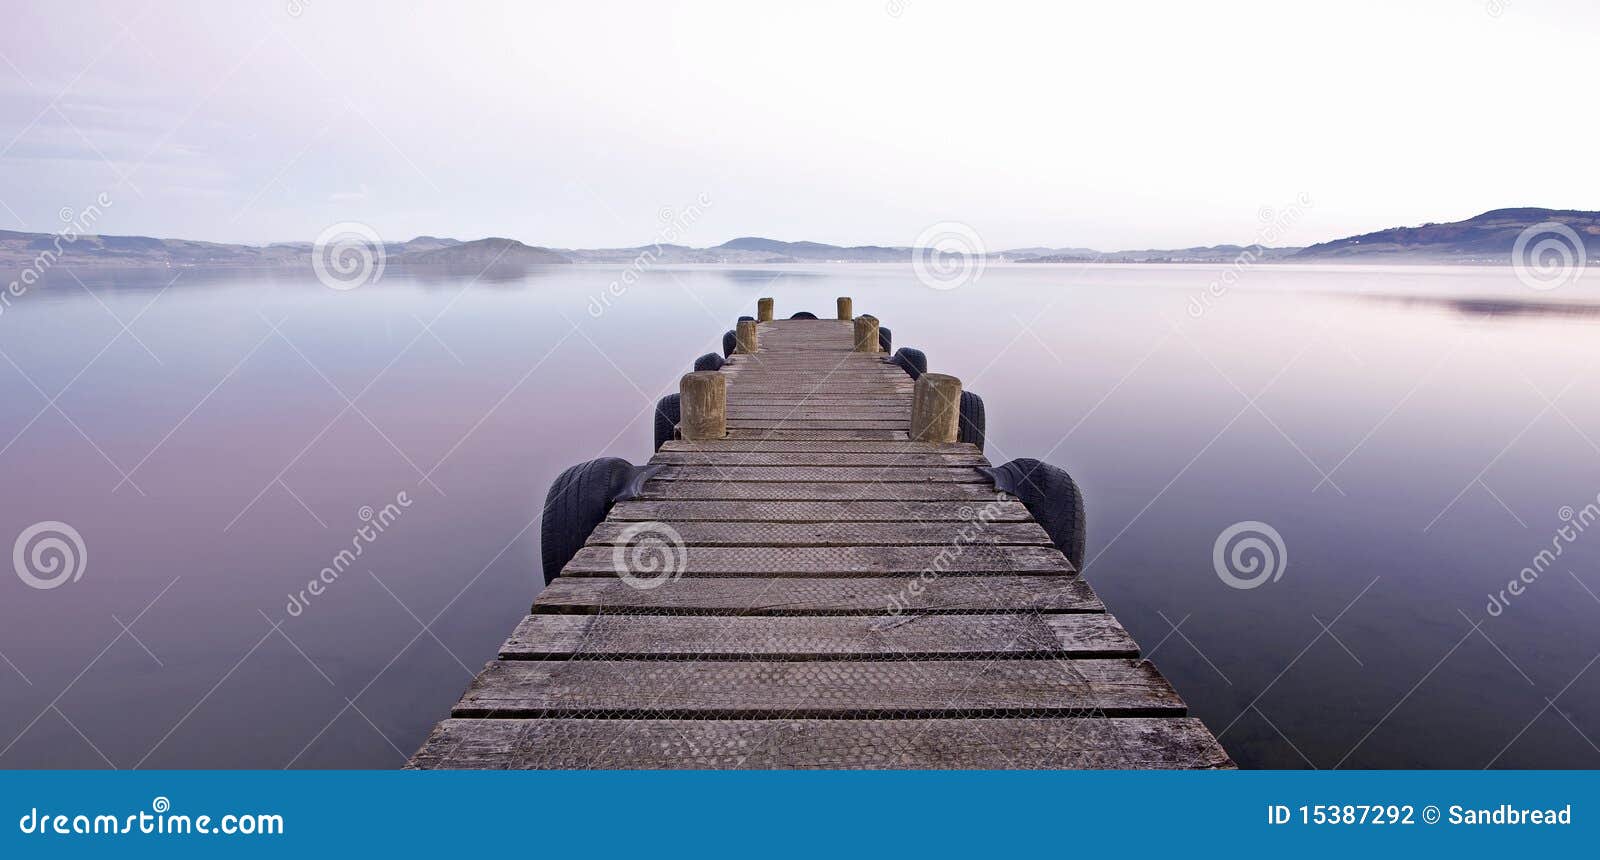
[2,263,1599,768]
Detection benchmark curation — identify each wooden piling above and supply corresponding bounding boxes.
[836,296,853,320]
[757,297,774,322]
[678,371,727,441]
[736,319,758,354]
[909,372,962,443]
[853,314,880,353]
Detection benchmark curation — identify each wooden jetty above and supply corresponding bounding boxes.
[408,303,1231,769]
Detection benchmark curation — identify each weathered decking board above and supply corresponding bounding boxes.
[498,613,1138,659]
[608,500,1034,522]
[585,521,1053,546]
[409,718,1232,769]
[410,317,1230,769]
[649,452,984,466]
[647,465,991,482]
[558,544,1075,575]
[451,658,1186,718]
[531,574,1106,615]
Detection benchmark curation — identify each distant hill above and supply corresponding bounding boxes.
[1293,208,1600,262]
[1013,244,1301,263]
[0,231,479,270]
[716,237,909,262]
[993,246,1101,261]
[0,229,301,268]
[390,237,569,266]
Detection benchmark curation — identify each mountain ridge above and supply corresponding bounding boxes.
[1290,207,1600,261]
[4,208,1595,273]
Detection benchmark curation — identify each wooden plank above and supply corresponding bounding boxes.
[608,500,1032,522]
[561,544,1073,576]
[727,378,907,385]
[452,658,1185,718]
[728,385,908,393]
[725,398,911,406]
[648,465,988,483]
[532,575,1102,615]
[726,361,898,369]
[727,380,904,385]
[648,452,985,467]
[637,480,997,500]
[727,365,899,370]
[661,440,976,453]
[728,378,902,386]
[727,380,899,386]
[409,717,1233,769]
[726,429,909,441]
[586,521,1052,547]
[499,613,1136,659]
[726,409,910,419]
[727,400,908,408]
[726,421,908,430]
[726,364,901,371]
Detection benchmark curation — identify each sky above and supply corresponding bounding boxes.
[0,0,1595,251]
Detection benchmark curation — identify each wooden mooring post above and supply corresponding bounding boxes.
[909,372,961,443]
[736,319,758,354]
[852,314,880,353]
[408,301,1232,770]
[678,372,726,440]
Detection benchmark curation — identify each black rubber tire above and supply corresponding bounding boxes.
[540,457,635,583]
[958,390,986,451]
[890,347,927,380]
[721,330,737,358]
[998,458,1086,571]
[693,353,725,372]
[789,311,818,319]
[654,394,680,452]
[879,326,892,353]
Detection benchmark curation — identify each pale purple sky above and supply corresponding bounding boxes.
[0,0,1595,250]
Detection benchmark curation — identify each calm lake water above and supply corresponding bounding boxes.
[2,262,1599,769]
